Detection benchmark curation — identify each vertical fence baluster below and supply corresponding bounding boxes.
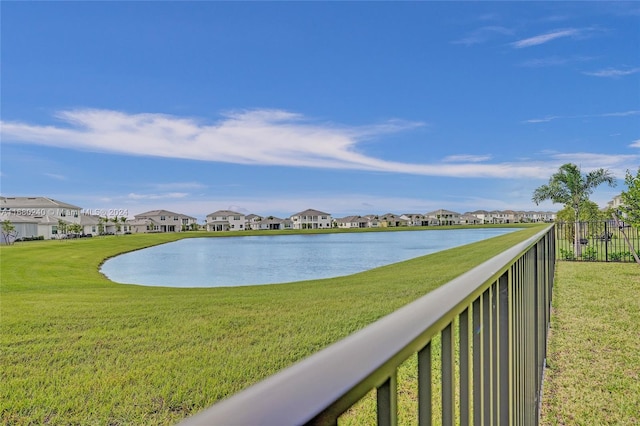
[418,343,432,426]
[499,271,510,425]
[442,323,455,426]
[377,372,397,426]
[459,308,470,426]
[482,288,491,426]
[473,297,482,426]
[491,282,498,424]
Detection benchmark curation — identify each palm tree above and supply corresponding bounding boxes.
[111,216,121,236]
[532,163,616,256]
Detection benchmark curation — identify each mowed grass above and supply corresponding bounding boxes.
[540,261,640,425]
[1,226,543,425]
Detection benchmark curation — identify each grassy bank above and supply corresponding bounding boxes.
[1,226,543,425]
[540,261,640,425]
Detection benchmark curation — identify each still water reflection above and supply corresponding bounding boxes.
[101,228,518,287]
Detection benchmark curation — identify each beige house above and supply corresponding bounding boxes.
[379,213,409,228]
[132,210,197,233]
[335,215,369,229]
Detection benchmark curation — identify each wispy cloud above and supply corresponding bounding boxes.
[602,110,640,117]
[511,28,582,48]
[583,67,640,77]
[523,110,640,123]
[451,26,513,46]
[442,154,492,163]
[550,152,637,170]
[127,192,189,200]
[519,55,595,68]
[523,116,561,124]
[43,173,67,181]
[631,139,640,148]
[0,108,634,181]
[152,182,207,191]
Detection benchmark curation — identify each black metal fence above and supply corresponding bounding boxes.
[180,225,555,425]
[555,220,639,262]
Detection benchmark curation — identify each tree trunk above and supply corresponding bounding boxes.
[574,207,582,257]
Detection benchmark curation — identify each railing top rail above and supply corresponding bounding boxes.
[180,225,554,426]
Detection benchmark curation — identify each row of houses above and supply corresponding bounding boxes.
[0,197,557,242]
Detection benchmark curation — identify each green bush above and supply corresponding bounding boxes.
[559,248,576,260]
[582,247,598,261]
[609,251,631,262]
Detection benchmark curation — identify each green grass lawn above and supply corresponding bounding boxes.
[1,226,543,425]
[540,261,640,425]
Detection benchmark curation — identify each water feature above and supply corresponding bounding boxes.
[101,228,518,287]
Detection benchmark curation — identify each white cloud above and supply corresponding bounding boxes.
[601,110,640,117]
[451,26,513,46]
[523,116,560,124]
[43,173,67,181]
[519,55,595,68]
[442,154,492,163]
[511,28,581,48]
[127,192,189,200]
[1,108,635,182]
[524,110,640,123]
[630,139,640,148]
[152,182,207,191]
[583,67,640,77]
[549,152,638,177]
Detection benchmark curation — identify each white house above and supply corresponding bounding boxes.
[290,209,332,230]
[0,196,84,239]
[401,213,433,227]
[245,214,263,230]
[0,214,39,243]
[459,213,482,225]
[426,209,461,226]
[362,215,381,228]
[206,210,246,231]
[133,210,197,233]
[253,216,292,230]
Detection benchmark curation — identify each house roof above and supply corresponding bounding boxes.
[256,216,285,224]
[335,215,366,223]
[135,210,196,220]
[78,215,101,225]
[291,209,331,217]
[0,214,39,224]
[207,210,244,217]
[426,209,461,216]
[0,196,82,210]
[35,215,66,225]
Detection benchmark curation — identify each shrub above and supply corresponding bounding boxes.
[609,251,631,262]
[582,247,598,261]
[559,248,576,260]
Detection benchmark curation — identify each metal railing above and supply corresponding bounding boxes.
[555,220,639,262]
[180,225,555,425]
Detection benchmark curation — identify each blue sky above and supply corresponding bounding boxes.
[1,2,639,221]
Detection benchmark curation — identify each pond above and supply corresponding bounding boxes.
[101,228,519,288]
